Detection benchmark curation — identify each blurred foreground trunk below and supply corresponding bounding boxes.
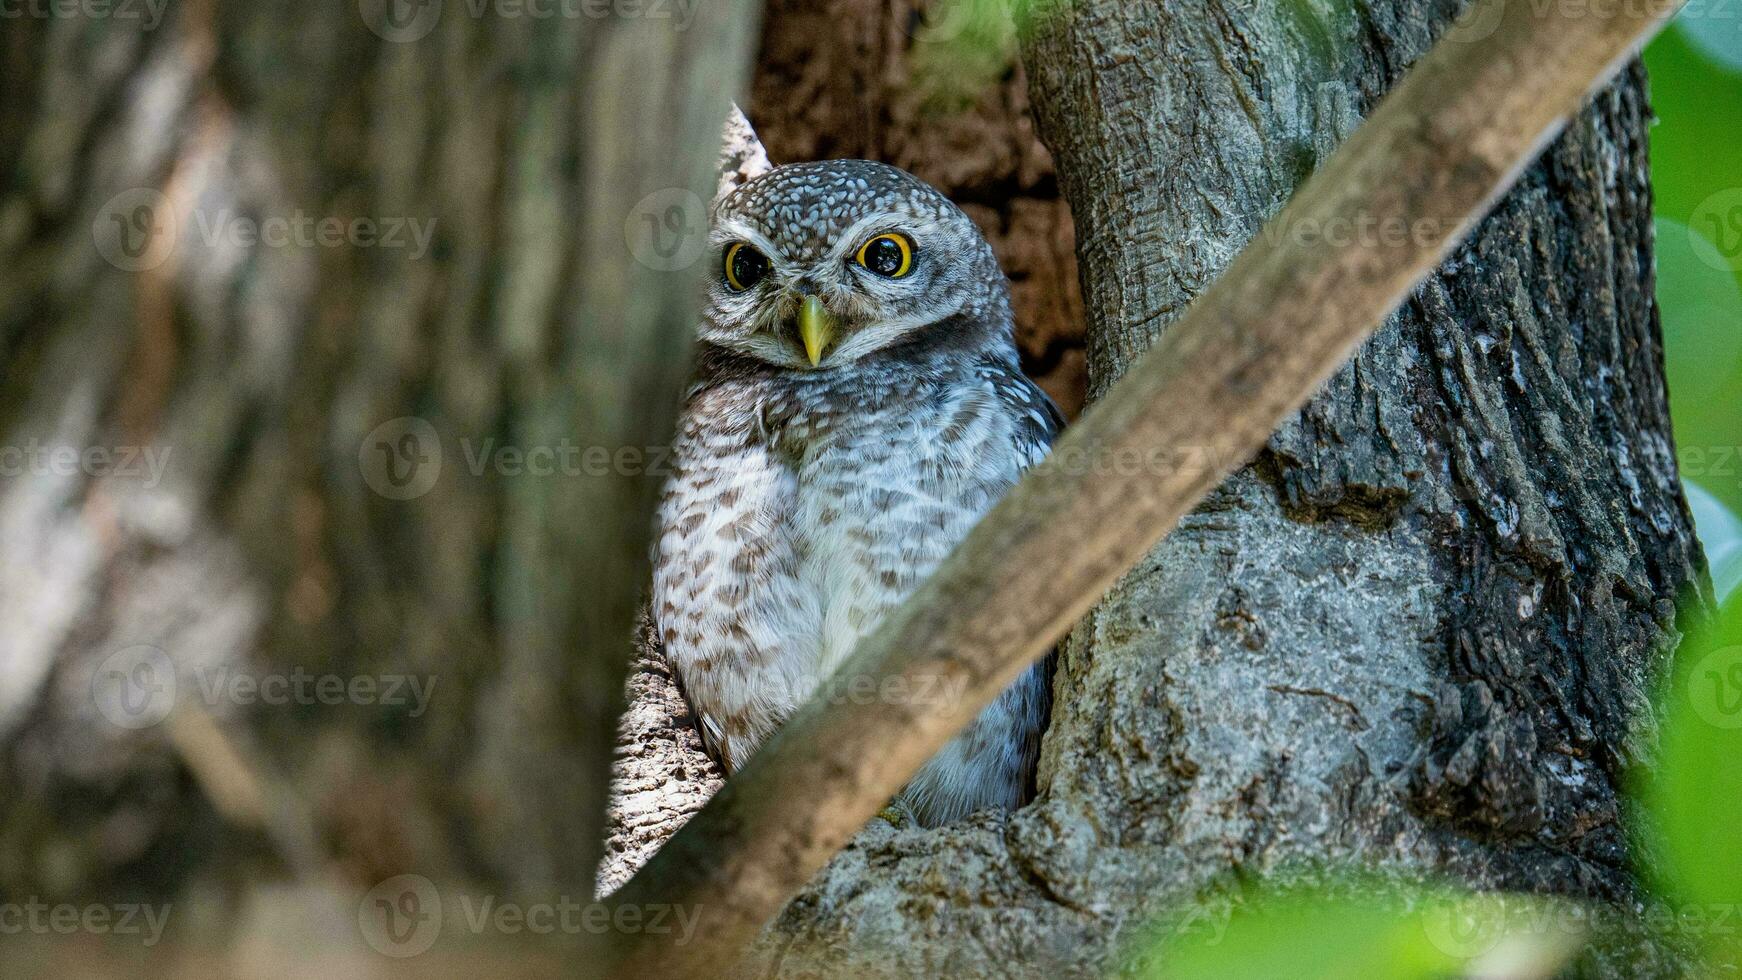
[0,0,755,971]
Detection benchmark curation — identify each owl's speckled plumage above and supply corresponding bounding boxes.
[653,153,1060,827]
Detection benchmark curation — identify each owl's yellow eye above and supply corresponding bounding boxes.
[724,242,770,292]
[855,233,913,278]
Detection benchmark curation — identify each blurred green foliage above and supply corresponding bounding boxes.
[1144,881,1581,980]
[1647,2,1742,586]
[1642,592,1742,966]
[906,0,1068,110]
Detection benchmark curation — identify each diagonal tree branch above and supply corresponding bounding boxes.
[602,0,1684,974]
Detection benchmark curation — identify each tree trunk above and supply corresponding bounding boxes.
[0,0,754,964]
[723,1,1705,975]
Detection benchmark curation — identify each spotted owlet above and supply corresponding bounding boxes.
[652,114,1059,827]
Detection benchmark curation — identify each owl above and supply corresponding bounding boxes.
[652,121,1060,828]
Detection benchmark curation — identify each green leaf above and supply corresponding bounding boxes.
[1674,0,1742,76]
[1646,18,1742,516]
[1646,595,1742,915]
[1657,218,1742,451]
[1645,22,1742,234]
[1142,883,1581,980]
[1686,480,1742,603]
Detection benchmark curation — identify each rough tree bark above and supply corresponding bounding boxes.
[0,0,755,970]
[605,1,1704,976]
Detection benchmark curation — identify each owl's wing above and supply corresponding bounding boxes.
[978,359,1065,801]
[981,359,1066,470]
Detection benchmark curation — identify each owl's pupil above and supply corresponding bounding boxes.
[730,247,768,289]
[867,238,903,276]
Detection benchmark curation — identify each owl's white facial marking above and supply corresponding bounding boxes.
[701,161,1005,372]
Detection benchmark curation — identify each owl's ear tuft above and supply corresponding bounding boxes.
[717,103,772,203]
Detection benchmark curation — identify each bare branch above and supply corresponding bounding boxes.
[602,0,1684,974]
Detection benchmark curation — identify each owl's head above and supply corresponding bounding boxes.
[704,152,1010,372]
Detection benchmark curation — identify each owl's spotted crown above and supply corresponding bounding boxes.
[718,161,958,258]
[700,108,1014,374]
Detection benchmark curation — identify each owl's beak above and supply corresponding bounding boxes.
[798,294,836,367]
